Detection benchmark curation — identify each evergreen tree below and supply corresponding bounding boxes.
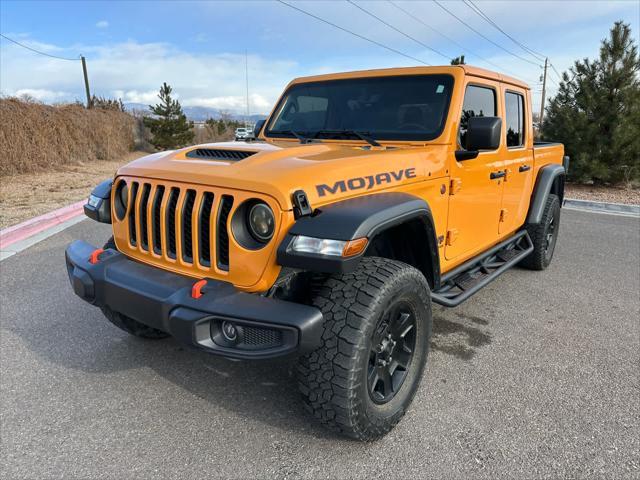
[543,21,639,184]
[451,55,466,65]
[144,83,195,150]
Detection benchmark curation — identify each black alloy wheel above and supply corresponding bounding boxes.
[545,213,557,259]
[368,302,417,404]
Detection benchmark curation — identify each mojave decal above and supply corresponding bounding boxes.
[316,168,417,197]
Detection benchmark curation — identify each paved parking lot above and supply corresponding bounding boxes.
[1,209,638,479]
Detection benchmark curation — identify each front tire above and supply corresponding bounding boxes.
[522,193,561,270]
[298,257,432,440]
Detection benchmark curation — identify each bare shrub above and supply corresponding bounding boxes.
[192,116,244,144]
[0,97,135,176]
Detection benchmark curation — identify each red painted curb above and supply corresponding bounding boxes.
[0,200,86,249]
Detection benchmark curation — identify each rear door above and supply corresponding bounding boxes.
[498,88,534,235]
[445,80,504,261]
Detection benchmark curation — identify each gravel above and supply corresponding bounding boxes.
[0,152,147,229]
[565,183,640,205]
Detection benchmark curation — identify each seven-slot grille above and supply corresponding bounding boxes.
[123,180,235,271]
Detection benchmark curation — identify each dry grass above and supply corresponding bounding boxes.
[0,152,146,229]
[0,98,135,176]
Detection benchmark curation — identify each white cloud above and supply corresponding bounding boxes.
[191,33,208,43]
[183,93,272,111]
[13,88,70,101]
[96,20,109,29]
[112,89,160,104]
[0,39,298,114]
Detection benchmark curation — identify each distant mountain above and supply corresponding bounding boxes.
[124,103,267,122]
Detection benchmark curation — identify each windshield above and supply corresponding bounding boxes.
[266,74,454,142]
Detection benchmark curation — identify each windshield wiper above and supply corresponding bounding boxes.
[312,129,381,147]
[270,129,311,144]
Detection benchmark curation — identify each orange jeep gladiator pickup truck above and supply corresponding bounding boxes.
[66,65,567,440]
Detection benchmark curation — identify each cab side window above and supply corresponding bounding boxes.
[459,85,496,149]
[505,92,525,147]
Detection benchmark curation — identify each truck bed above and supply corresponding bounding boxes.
[533,142,565,174]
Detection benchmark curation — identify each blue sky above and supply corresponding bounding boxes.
[1,0,638,114]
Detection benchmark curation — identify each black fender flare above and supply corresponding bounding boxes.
[84,179,112,224]
[527,164,565,224]
[276,192,441,287]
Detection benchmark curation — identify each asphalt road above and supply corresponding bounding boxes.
[1,209,638,479]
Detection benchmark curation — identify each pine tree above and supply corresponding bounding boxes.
[144,83,195,150]
[543,21,639,184]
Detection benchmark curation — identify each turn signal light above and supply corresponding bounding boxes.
[342,238,368,257]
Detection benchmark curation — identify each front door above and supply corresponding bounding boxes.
[445,81,504,261]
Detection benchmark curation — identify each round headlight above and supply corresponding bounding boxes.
[247,203,275,242]
[114,180,128,220]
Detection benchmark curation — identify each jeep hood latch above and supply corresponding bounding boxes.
[292,190,313,219]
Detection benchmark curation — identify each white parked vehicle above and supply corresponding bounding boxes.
[235,127,249,141]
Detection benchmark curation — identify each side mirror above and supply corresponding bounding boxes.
[466,116,501,151]
[253,119,266,139]
[456,116,502,161]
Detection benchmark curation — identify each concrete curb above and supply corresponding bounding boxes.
[564,198,640,217]
[0,200,86,260]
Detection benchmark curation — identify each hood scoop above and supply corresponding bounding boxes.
[185,148,257,162]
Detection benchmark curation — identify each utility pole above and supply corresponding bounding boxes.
[81,55,92,108]
[539,57,548,126]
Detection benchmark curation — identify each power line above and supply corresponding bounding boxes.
[463,0,546,63]
[387,0,525,78]
[346,0,449,61]
[0,33,80,61]
[549,62,564,82]
[432,0,542,67]
[276,0,430,65]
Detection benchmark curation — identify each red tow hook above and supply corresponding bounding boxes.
[191,279,207,299]
[89,248,105,265]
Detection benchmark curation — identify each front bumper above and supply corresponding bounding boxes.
[65,240,323,359]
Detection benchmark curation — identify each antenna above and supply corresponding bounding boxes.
[245,49,250,128]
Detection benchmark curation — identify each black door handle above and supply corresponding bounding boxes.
[490,170,506,179]
[519,165,531,172]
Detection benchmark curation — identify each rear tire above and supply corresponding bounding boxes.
[100,237,169,339]
[521,194,560,270]
[298,257,432,441]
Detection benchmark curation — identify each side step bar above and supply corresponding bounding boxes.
[431,230,533,307]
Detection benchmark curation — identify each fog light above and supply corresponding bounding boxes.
[221,321,238,342]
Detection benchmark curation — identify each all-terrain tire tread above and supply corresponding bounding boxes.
[522,194,560,270]
[298,257,430,441]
